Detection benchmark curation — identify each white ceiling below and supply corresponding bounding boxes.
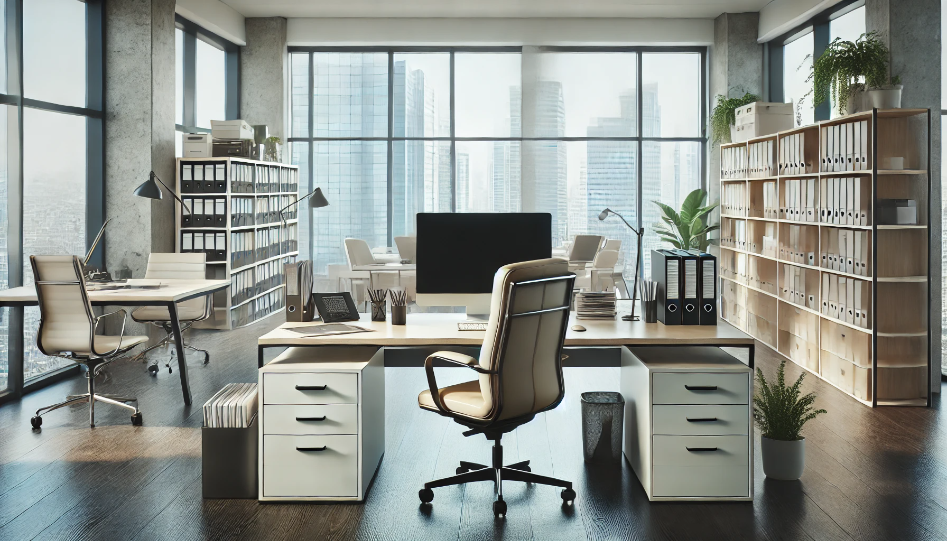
[221,0,771,19]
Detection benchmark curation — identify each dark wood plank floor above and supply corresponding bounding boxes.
[0,318,945,541]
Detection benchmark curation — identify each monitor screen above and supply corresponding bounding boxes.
[416,213,552,294]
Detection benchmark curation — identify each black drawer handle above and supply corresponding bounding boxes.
[684,385,718,391]
[686,447,718,452]
[295,416,327,422]
[295,385,327,391]
[686,417,718,422]
[296,446,328,452]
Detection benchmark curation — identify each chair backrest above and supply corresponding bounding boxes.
[603,239,622,252]
[30,255,94,356]
[477,258,574,422]
[591,249,619,270]
[567,235,603,263]
[144,252,208,314]
[394,236,417,263]
[344,238,376,268]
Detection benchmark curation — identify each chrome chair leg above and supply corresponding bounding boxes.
[34,394,90,417]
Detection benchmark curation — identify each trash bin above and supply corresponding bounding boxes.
[581,392,624,463]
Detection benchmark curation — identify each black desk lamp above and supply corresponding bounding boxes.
[278,187,329,225]
[134,170,192,214]
[598,208,644,322]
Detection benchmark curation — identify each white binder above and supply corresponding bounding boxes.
[822,273,830,314]
[854,231,863,276]
[835,177,844,225]
[182,232,193,251]
[846,122,855,171]
[807,178,816,222]
[820,126,828,171]
[859,120,869,170]
[860,232,869,277]
[838,276,847,322]
[853,122,861,171]
[846,278,855,324]
[854,282,862,327]
[846,177,855,225]
[829,274,839,318]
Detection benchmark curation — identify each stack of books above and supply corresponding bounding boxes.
[203,383,258,428]
[575,291,617,320]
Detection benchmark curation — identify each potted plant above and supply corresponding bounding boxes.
[753,361,826,480]
[809,32,891,116]
[264,136,282,162]
[653,188,719,251]
[710,91,760,144]
[869,74,902,109]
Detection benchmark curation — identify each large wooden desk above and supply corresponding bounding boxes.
[0,279,230,405]
[257,311,756,368]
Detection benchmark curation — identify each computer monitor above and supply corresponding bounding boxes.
[416,212,552,318]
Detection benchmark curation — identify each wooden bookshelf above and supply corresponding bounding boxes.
[175,157,300,330]
[718,109,931,407]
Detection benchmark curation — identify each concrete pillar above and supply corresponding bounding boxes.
[241,18,288,141]
[867,0,943,380]
[104,0,176,279]
[709,13,764,248]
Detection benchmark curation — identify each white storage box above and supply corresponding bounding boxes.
[730,102,793,143]
[182,133,213,158]
[211,119,254,141]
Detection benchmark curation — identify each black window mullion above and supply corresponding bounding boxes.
[308,52,314,261]
[636,50,644,276]
[813,20,830,121]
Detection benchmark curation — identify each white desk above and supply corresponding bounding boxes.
[0,279,230,405]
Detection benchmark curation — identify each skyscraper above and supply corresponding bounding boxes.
[522,81,566,245]
[456,152,470,212]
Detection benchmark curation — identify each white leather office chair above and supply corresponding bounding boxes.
[131,253,211,376]
[589,249,620,292]
[567,234,603,264]
[29,255,148,429]
[394,236,416,263]
[417,258,577,517]
[603,238,622,252]
[345,238,399,299]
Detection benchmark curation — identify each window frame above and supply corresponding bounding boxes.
[175,15,240,135]
[287,45,707,268]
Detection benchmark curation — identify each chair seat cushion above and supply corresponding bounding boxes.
[132,304,205,322]
[418,380,491,419]
[91,335,149,355]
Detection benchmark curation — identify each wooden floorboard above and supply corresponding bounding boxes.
[0,319,944,541]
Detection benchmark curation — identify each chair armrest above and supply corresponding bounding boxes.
[92,308,128,357]
[422,351,493,414]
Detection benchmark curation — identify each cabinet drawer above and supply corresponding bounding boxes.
[263,373,358,405]
[652,373,749,405]
[652,405,749,435]
[262,435,358,498]
[652,435,750,498]
[263,405,358,435]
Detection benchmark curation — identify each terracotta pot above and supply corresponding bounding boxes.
[761,436,805,480]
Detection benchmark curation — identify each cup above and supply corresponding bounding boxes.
[391,305,407,325]
[371,301,386,322]
[644,300,658,323]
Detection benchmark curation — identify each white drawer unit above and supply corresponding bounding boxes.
[621,346,753,501]
[258,346,385,501]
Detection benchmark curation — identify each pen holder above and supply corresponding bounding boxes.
[391,305,406,325]
[644,300,657,323]
[371,301,386,322]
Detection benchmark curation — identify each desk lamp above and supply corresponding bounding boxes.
[598,208,644,321]
[278,187,329,225]
[134,171,192,214]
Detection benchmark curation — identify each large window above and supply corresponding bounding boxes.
[289,48,706,277]
[0,0,105,400]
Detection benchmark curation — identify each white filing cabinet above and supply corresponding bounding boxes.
[258,346,384,501]
[620,346,753,501]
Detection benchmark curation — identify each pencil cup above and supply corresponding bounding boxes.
[391,305,406,325]
[371,301,386,322]
[644,300,658,323]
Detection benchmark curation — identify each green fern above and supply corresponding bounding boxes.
[710,90,760,144]
[808,32,891,116]
[653,188,719,251]
[753,361,826,441]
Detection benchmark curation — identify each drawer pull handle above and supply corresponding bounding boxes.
[686,417,718,422]
[684,385,718,391]
[296,446,328,452]
[686,447,718,452]
[296,416,327,422]
[295,385,327,391]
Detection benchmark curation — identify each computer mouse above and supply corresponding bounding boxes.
[571,324,586,332]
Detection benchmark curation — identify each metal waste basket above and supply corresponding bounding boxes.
[581,392,624,463]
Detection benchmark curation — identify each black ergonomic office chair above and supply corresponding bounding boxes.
[417,258,577,518]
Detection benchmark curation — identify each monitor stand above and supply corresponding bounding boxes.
[459,298,491,330]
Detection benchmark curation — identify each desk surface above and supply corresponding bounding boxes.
[258,310,754,348]
[0,279,230,306]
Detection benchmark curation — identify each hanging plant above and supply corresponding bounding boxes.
[808,32,890,115]
[710,91,760,144]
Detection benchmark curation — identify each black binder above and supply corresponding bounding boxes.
[651,249,682,325]
[673,249,700,325]
[688,249,718,326]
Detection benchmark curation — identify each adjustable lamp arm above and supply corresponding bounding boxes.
[149,171,191,214]
[598,207,644,321]
[279,187,329,225]
[599,208,642,236]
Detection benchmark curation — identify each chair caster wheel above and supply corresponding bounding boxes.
[561,488,576,504]
[30,416,42,429]
[148,365,159,376]
[168,367,173,374]
[456,467,468,475]
[419,488,434,504]
[131,412,143,426]
[493,498,507,518]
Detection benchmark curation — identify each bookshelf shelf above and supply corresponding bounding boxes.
[717,108,931,407]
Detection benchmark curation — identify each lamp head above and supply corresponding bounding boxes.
[598,208,611,221]
[309,187,329,208]
[134,173,163,200]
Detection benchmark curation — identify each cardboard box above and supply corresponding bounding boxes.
[731,101,793,142]
[211,119,254,140]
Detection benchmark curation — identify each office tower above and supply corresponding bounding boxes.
[567,163,588,237]
[392,60,426,239]
[456,152,470,212]
[436,116,452,213]
[522,81,566,245]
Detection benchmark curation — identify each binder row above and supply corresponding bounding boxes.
[182,197,226,228]
[720,280,746,330]
[281,223,299,254]
[820,120,870,172]
[748,256,777,294]
[231,257,295,306]
[231,163,255,193]
[779,225,816,266]
[181,163,227,194]
[821,229,870,276]
[761,181,778,218]
[231,231,256,269]
[721,145,747,179]
[651,249,716,326]
[722,183,746,215]
[781,178,819,222]
[748,139,776,178]
[761,222,778,258]
[821,177,869,226]
[231,197,255,227]
[720,219,746,250]
[253,164,299,194]
[231,287,285,328]
[256,195,298,224]
[780,264,818,310]
[777,132,812,175]
[255,227,283,261]
[821,274,870,328]
[181,232,227,262]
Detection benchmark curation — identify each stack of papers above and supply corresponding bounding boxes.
[575,291,617,320]
[203,383,258,428]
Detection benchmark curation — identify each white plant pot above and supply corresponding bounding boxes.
[868,85,903,109]
[844,90,870,115]
[761,436,805,480]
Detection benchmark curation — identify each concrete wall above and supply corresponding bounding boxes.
[175,0,246,46]
[241,18,288,141]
